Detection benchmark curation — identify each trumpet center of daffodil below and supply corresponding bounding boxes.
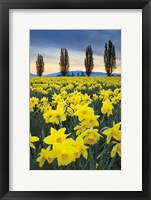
[61,154,68,161]
[90,119,94,123]
[86,138,95,144]
[56,138,63,143]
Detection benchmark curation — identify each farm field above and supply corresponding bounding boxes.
[30,76,121,170]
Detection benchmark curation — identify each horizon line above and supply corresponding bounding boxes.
[30,70,121,75]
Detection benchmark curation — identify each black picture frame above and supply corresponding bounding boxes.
[0,0,151,199]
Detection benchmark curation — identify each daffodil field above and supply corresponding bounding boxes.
[30,77,121,170]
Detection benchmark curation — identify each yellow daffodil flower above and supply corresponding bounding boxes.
[49,109,66,125]
[74,124,87,135]
[101,98,113,117]
[44,127,70,145]
[30,133,39,149]
[81,115,99,128]
[30,97,39,112]
[43,111,51,123]
[93,94,99,101]
[102,122,121,144]
[111,142,121,157]
[50,139,78,166]
[74,105,94,121]
[37,146,54,167]
[81,129,101,145]
[74,135,89,159]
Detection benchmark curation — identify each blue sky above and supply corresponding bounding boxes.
[30,30,121,74]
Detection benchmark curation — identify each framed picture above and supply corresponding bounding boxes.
[0,0,151,199]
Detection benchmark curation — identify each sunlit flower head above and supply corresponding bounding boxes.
[44,127,70,145]
[102,122,121,144]
[37,146,54,167]
[81,129,101,145]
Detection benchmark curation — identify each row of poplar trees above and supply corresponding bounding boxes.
[36,40,116,77]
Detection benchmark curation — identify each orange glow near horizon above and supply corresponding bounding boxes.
[30,58,121,74]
